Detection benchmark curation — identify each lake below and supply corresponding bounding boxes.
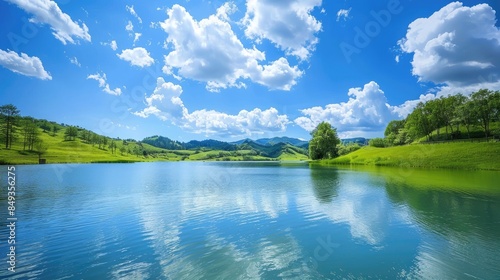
[1,162,500,279]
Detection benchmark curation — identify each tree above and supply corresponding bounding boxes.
[471,89,495,139]
[39,121,51,132]
[308,122,340,160]
[456,98,477,139]
[21,117,39,151]
[0,104,20,149]
[51,125,59,136]
[34,139,48,161]
[108,141,117,154]
[444,94,466,138]
[91,133,99,146]
[405,102,432,141]
[384,120,406,146]
[384,120,405,137]
[64,126,78,141]
[368,138,386,148]
[119,146,126,155]
[102,137,108,149]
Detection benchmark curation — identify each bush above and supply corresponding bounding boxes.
[369,138,387,148]
[337,143,361,156]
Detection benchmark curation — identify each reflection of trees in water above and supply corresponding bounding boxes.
[309,167,340,203]
[385,180,500,279]
[385,180,500,240]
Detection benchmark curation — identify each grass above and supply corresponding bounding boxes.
[0,127,306,165]
[320,141,500,171]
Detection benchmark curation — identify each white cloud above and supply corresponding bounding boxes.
[134,77,290,137]
[117,47,154,67]
[395,55,400,63]
[253,57,303,91]
[69,56,80,67]
[216,1,238,21]
[398,2,500,87]
[125,20,134,32]
[110,40,117,51]
[87,72,122,95]
[0,49,51,80]
[242,0,322,60]
[336,8,351,22]
[101,40,118,51]
[6,0,90,45]
[126,5,142,23]
[389,93,436,118]
[160,4,302,91]
[133,33,142,44]
[185,107,289,136]
[294,82,398,137]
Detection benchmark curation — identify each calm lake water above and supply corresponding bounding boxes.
[1,162,500,279]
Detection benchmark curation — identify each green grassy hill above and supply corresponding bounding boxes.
[322,141,500,171]
[0,124,308,164]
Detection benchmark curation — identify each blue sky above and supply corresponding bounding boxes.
[1,0,499,141]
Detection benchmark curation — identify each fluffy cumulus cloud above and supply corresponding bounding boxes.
[134,77,290,137]
[0,49,51,80]
[160,4,302,92]
[398,2,500,87]
[87,72,122,95]
[117,47,154,67]
[294,82,400,137]
[133,78,186,121]
[242,0,322,60]
[6,0,91,44]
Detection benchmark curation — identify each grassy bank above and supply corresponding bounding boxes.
[0,128,307,165]
[320,141,500,171]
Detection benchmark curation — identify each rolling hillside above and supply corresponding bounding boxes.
[0,117,309,164]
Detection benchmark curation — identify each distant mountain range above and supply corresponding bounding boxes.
[141,135,368,159]
[142,135,310,159]
[143,135,368,150]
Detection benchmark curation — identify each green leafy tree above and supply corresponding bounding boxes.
[0,104,20,149]
[456,98,477,139]
[108,141,117,154]
[368,138,386,148]
[64,126,78,141]
[34,139,48,160]
[91,133,99,146]
[51,125,59,136]
[101,136,108,149]
[405,102,433,141]
[308,122,340,160]
[444,94,466,138]
[21,117,39,151]
[471,89,495,139]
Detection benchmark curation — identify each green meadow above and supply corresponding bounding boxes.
[320,141,500,171]
[0,126,308,165]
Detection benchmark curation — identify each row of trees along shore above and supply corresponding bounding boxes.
[371,89,500,147]
[308,89,500,160]
[0,104,149,160]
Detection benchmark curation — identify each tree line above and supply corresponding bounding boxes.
[371,89,500,147]
[0,104,151,159]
